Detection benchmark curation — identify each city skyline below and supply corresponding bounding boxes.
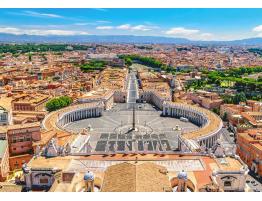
[1,8,262,41]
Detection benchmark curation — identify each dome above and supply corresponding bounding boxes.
[178,170,187,180]
[84,171,94,181]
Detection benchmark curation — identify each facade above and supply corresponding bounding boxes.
[0,97,12,126]
[236,128,262,177]
[0,106,10,126]
[78,89,114,110]
[11,93,49,112]
[0,140,9,181]
[187,90,223,110]
[139,90,171,110]
[7,122,41,156]
[211,156,248,192]
[22,164,60,191]
[9,154,32,171]
[163,102,223,151]
[42,102,104,139]
[56,103,104,129]
[22,153,249,192]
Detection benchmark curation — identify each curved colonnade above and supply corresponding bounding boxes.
[42,97,222,153]
[42,102,104,135]
[163,102,223,151]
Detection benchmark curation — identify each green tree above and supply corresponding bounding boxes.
[234,92,247,104]
[45,96,72,112]
[222,112,228,121]
[125,58,132,66]
[28,53,32,61]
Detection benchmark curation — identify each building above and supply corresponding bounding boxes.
[241,112,262,129]
[11,93,49,112]
[220,101,262,132]
[0,140,9,181]
[7,122,41,156]
[101,162,172,192]
[187,90,223,110]
[0,106,9,126]
[236,128,262,177]
[21,153,249,192]
[0,97,12,126]
[163,102,223,151]
[78,89,114,110]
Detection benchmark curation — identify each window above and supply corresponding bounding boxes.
[224,181,231,187]
[40,178,49,184]
[14,162,19,169]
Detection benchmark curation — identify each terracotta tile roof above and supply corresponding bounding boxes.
[101,162,172,192]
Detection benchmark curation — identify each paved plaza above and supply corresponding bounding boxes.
[65,103,199,153]
[65,70,199,154]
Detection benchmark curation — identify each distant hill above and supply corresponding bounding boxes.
[0,33,262,46]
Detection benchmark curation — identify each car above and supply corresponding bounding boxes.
[253,183,258,186]
[246,180,250,183]
[253,189,260,192]
[251,180,256,184]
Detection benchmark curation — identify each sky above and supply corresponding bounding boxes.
[0,8,262,41]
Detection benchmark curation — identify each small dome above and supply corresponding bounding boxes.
[178,170,187,180]
[84,171,94,181]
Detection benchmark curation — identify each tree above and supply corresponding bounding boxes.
[46,96,72,112]
[212,108,220,115]
[234,92,247,104]
[28,53,32,61]
[125,58,132,66]
[222,112,228,121]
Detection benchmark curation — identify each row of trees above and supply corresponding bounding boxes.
[221,92,247,104]
[119,54,176,73]
[78,60,106,72]
[45,96,73,112]
[0,44,91,54]
[185,67,262,101]
[206,70,262,92]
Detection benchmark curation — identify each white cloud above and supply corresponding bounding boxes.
[132,25,152,31]
[252,25,262,38]
[96,26,114,30]
[164,27,216,40]
[74,20,111,26]
[116,24,153,31]
[253,25,262,32]
[116,24,132,30]
[257,32,262,37]
[22,10,63,18]
[96,20,111,24]
[165,27,199,36]
[200,33,213,39]
[0,27,88,36]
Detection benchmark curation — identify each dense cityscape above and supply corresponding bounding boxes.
[0,42,261,192]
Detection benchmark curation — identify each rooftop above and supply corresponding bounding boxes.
[101,162,172,192]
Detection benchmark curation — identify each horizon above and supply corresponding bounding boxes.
[1,8,262,41]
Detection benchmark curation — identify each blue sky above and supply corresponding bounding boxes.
[0,8,262,40]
